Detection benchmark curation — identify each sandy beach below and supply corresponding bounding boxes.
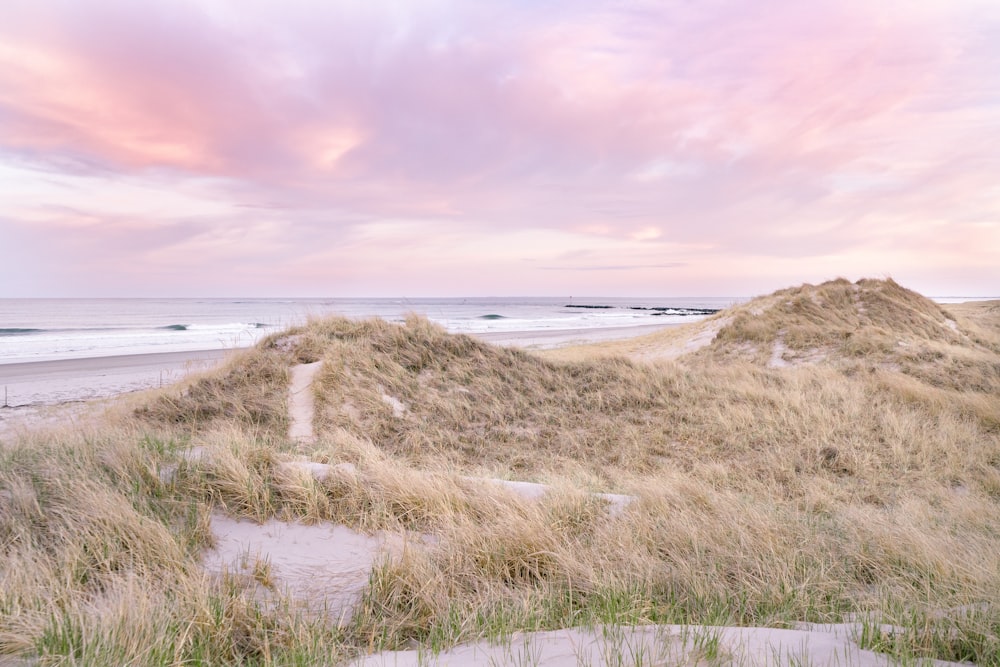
[0,349,234,439]
[0,349,233,408]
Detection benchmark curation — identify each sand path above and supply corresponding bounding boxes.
[204,360,401,623]
[628,315,731,362]
[204,513,395,622]
[353,623,968,666]
[288,361,323,443]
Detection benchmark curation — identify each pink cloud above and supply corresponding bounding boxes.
[1,0,998,296]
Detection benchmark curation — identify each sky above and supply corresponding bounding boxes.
[1,0,998,298]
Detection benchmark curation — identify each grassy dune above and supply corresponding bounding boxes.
[1,278,999,665]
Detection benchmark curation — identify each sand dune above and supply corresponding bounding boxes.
[3,280,998,666]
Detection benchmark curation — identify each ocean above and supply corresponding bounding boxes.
[0,297,737,365]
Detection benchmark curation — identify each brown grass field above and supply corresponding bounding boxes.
[1,278,998,665]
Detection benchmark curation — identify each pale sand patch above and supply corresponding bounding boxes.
[271,333,304,353]
[353,623,968,666]
[288,361,323,443]
[157,445,208,483]
[378,386,407,417]
[636,315,733,362]
[768,332,790,369]
[204,512,395,622]
[543,315,731,364]
[767,335,830,369]
[276,460,358,483]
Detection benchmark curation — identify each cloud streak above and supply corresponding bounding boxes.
[1,0,998,296]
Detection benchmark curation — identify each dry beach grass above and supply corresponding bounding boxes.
[1,278,999,665]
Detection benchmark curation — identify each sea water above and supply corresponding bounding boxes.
[0,297,737,365]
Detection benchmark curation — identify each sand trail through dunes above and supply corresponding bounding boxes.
[353,623,970,666]
[539,315,730,364]
[633,315,731,362]
[288,361,322,443]
[204,513,397,621]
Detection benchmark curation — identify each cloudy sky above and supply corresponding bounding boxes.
[1,0,998,297]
